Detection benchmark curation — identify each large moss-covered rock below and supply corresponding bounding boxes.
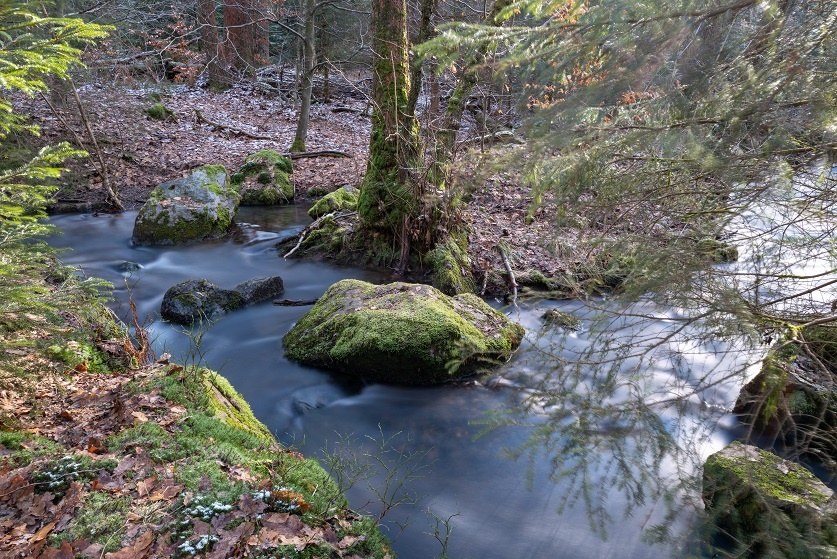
[308,186,358,218]
[735,336,837,470]
[283,279,525,385]
[703,442,837,558]
[232,150,294,205]
[132,166,237,245]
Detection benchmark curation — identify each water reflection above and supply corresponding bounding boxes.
[48,207,752,558]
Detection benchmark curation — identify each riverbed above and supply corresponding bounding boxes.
[49,207,749,558]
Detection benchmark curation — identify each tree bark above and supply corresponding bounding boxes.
[406,0,436,118]
[223,0,269,74]
[198,0,230,88]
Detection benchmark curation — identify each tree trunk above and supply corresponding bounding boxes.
[291,0,316,152]
[223,0,268,74]
[357,0,420,234]
[430,0,509,186]
[198,0,230,89]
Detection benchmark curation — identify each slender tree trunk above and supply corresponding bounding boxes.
[291,0,316,152]
[406,0,436,118]
[430,0,509,186]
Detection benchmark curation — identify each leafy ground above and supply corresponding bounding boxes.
[0,265,390,558]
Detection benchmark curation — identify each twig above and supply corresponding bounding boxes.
[195,108,277,140]
[497,243,518,307]
[273,298,319,306]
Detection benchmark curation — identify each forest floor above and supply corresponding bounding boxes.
[21,77,568,289]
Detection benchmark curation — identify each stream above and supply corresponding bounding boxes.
[49,206,752,558]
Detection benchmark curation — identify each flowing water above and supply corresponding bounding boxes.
[49,207,751,558]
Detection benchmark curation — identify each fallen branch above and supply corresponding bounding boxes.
[194,109,350,159]
[195,108,277,140]
[282,211,356,259]
[273,298,319,306]
[497,243,518,307]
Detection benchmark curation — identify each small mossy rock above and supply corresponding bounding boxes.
[283,279,525,385]
[696,238,739,263]
[233,276,285,305]
[132,166,238,245]
[161,279,245,325]
[308,186,358,219]
[232,150,294,206]
[542,309,580,330]
[144,102,176,121]
[703,442,837,557]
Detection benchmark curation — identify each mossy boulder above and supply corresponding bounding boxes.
[161,276,285,324]
[231,150,294,206]
[161,279,245,324]
[144,102,176,121]
[734,338,837,470]
[132,166,238,246]
[542,309,580,330]
[702,442,837,557]
[308,186,358,219]
[283,279,525,385]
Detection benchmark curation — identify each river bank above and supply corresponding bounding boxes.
[0,243,391,557]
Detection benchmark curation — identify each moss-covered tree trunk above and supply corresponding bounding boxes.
[357,0,420,268]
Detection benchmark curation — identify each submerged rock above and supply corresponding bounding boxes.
[160,275,284,324]
[132,166,238,245]
[232,150,294,206]
[233,276,285,305]
[702,442,837,557]
[161,279,244,324]
[283,279,525,385]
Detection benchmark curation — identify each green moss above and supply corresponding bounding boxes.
[284,280,525,384]
[290,137,306,153]
[427,236,474,295]
[706,444,831,506]
[144,102,176,121]
[308,188,359,219]
[55,492,132,552]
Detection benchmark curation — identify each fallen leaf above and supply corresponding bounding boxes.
[131,411,148,423]
[149,483,182,501]
[31,522,56,544]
